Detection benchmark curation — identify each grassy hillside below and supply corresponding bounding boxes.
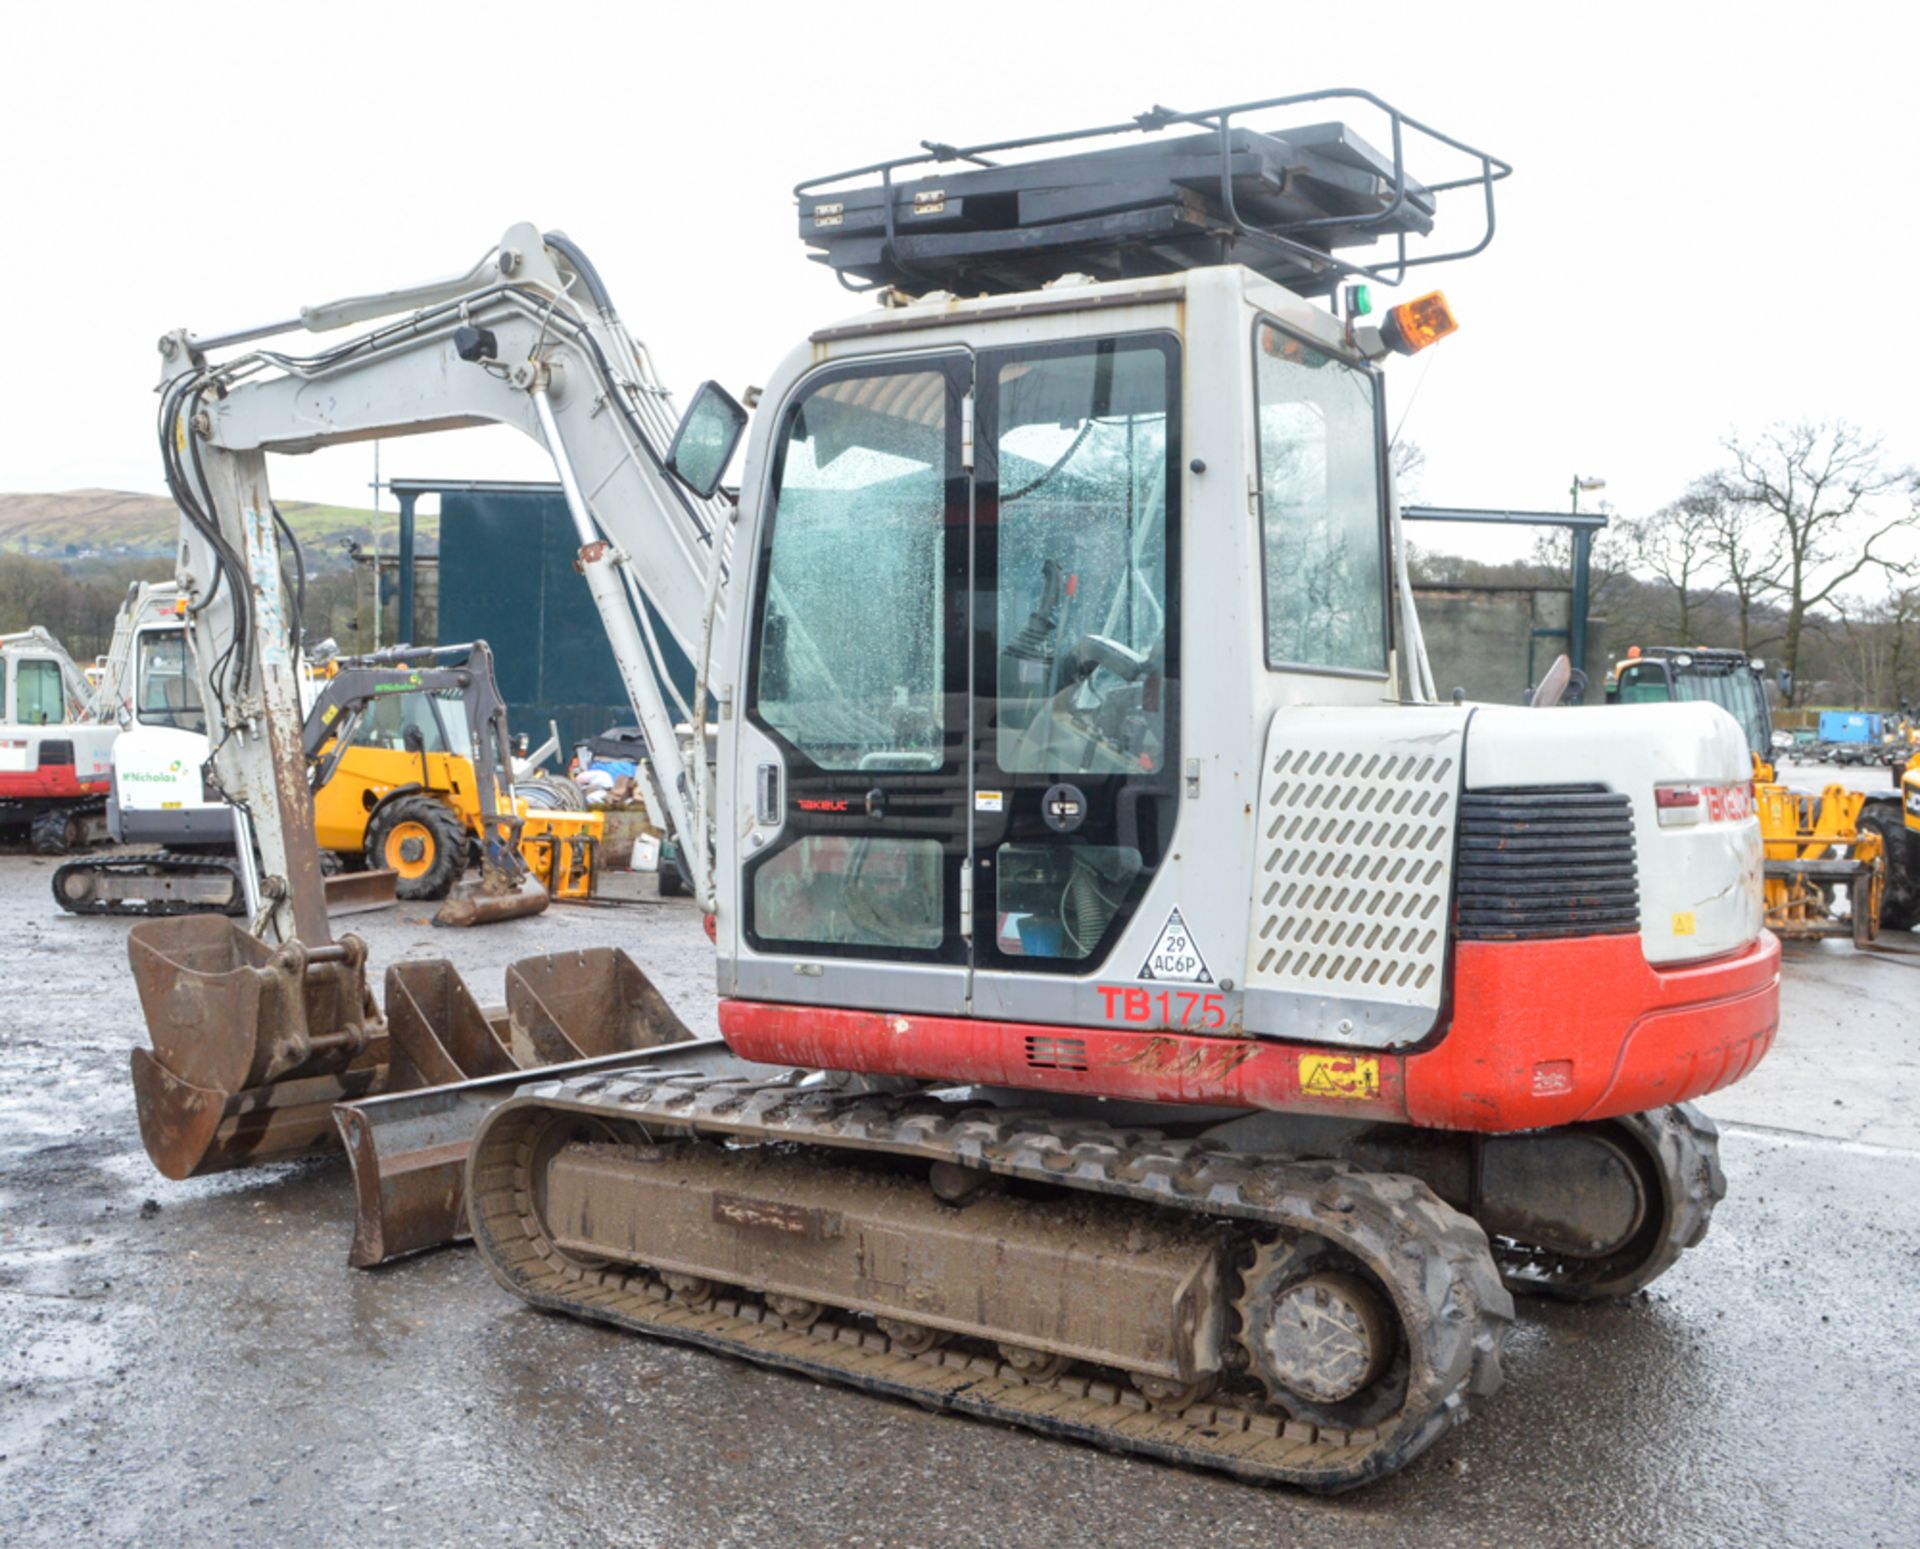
[0,490,438,564]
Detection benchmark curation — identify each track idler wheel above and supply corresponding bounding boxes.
[1131,1372,1218,1414]
[662,1272,714,1306]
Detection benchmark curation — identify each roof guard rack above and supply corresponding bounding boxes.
[795,88,1511,300]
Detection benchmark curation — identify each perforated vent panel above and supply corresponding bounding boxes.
[1243,707,1469,1048]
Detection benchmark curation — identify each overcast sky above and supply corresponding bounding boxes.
[3,1,1915,575]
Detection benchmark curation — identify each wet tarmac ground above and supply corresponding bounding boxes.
[3,852,1917,1548]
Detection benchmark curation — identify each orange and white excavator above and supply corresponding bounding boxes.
[0,624,116,851]
[126,91,1777,1490]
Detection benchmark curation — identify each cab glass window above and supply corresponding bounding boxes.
[1671,666,1768,756]
[756,368,950,772]
[1255,324,1386,673]
[352,690,449,753]
[751,835,943,951]
[15,659,67,724]
[135,631,206,733]
[1612,663,1672,705]
[993,343,1170,775]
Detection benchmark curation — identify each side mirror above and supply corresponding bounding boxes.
[666,381,749,499]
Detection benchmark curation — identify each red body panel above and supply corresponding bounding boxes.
[0,766,109,799]
[719,930,1780,1134]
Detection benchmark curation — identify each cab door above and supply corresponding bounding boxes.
[968,334,1183,1024]
[739,354,974,1015]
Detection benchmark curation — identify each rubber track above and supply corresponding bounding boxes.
[468,1070,1514,1492]
[29,799,107,856]
[1498,1103,1725,1300]
[49,849,243,916]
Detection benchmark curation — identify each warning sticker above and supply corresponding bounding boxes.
[1299,1054,1381,1102]
[1138,908,1212,983]
[974,790,1004,812]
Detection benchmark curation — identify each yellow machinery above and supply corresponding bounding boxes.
[1753,773,1885,944]
[309,645,601,903]
[58,639,599,921]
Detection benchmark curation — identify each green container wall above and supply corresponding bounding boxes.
[433,485,694,760]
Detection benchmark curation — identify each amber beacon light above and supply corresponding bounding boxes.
[1382,291,1459,355]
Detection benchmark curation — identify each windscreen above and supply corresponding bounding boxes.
[1672,665,1768,757]
[135,630,205,734]
[993,342,1170,776]
[1254,323,1386,673]
[1615,660,1768,757]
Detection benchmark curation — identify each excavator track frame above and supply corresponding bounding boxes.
[53,848,246,916]
[468,1067,1513,1492]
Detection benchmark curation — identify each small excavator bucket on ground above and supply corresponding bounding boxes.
[505,946,693,1059]
[384,958,521,1089]
[335,947,693,1267]
[127,915,383,1178]
[431,873,551,928]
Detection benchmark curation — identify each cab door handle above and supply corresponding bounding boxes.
[755,763,781,825]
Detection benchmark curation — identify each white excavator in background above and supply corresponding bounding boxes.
[126,91,1780,1491]
[88,580,233,847]
[0,624,117,851]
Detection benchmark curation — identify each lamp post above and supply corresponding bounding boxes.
[1567,476,1605,691]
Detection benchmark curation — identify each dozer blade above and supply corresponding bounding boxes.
[128,915,383,1179]
[332,1041,736,1268]
[334,947,697,1266]
[325,868,399,917]
[432,874,550,928]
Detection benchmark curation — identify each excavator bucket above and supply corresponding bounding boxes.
[431,874,551,928]
[127,915,384,1179]
[383,958,520,1090]
[334,947,693,1267]
[505,945,694,1059]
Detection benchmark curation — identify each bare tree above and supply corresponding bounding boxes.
[1836,585,1920,710]
[1389,439,1426,500]
[1698,489,1788,659]
[1623,481,1722,641]
[1712,421,1911,703]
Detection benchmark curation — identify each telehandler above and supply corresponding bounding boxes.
[125,91,1778,1490]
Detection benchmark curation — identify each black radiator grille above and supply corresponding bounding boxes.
[1455,787,1640,941]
